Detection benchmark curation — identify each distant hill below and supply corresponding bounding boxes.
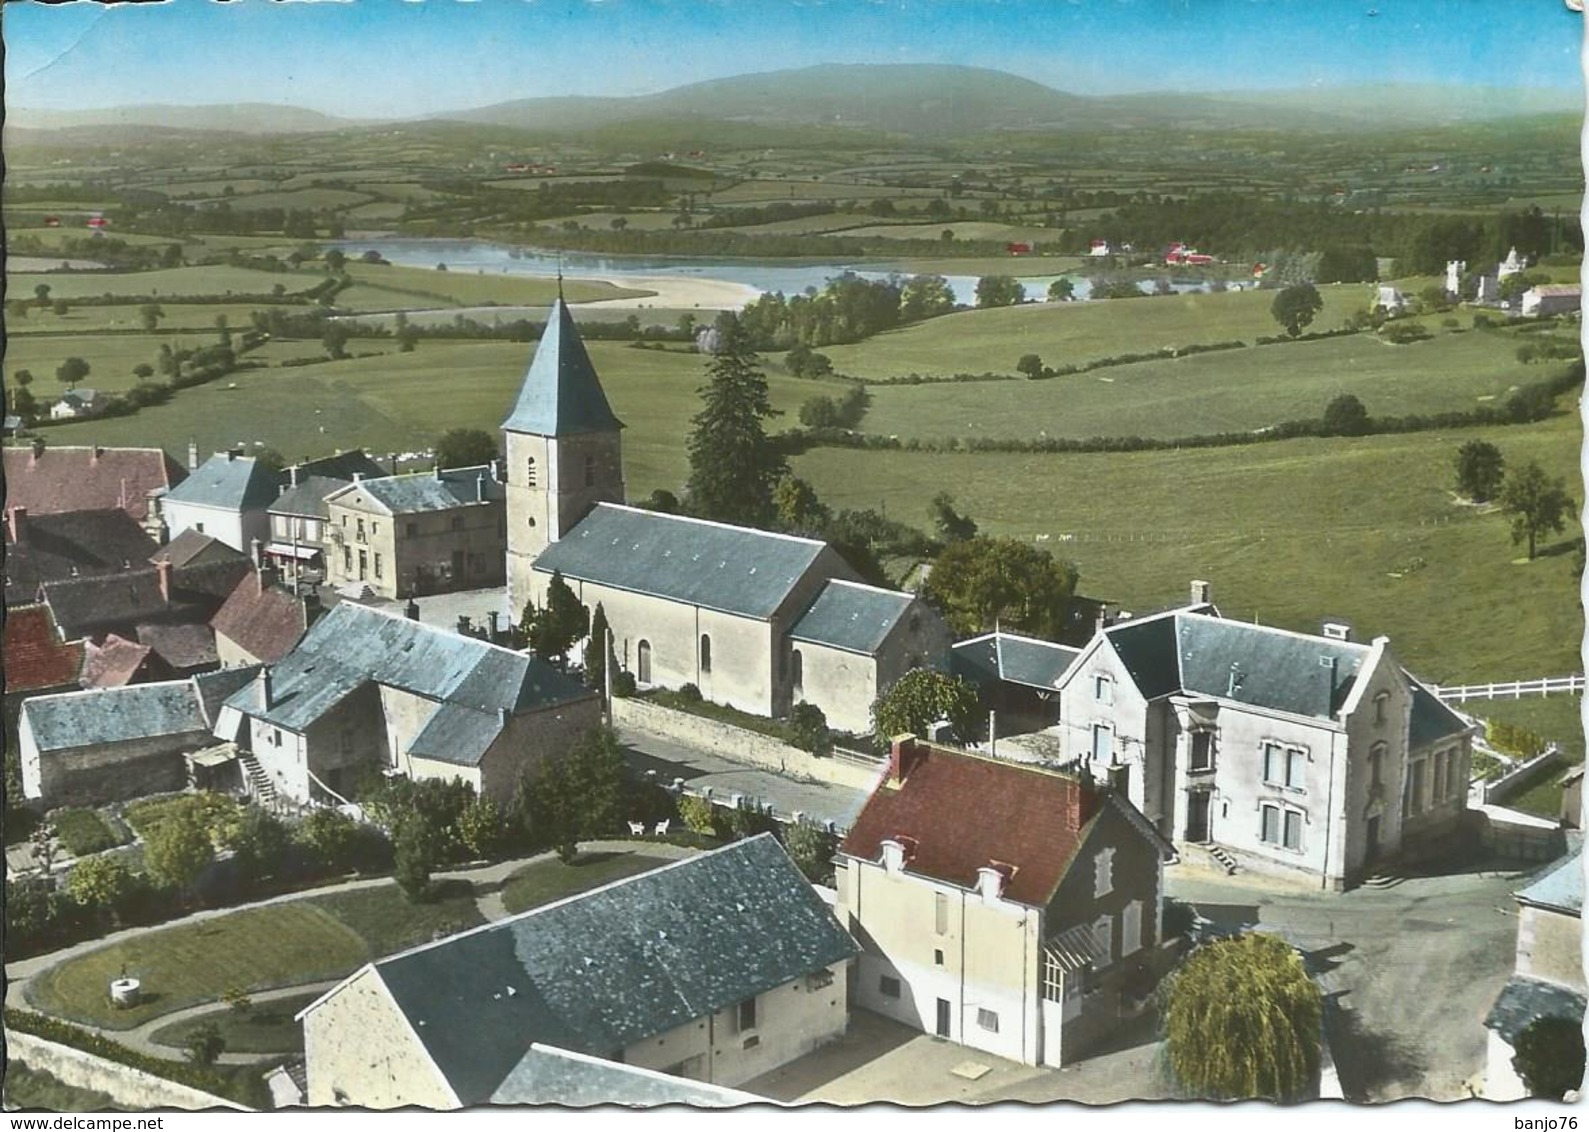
[10,66,1580,140]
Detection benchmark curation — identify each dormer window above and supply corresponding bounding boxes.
[1094,847,1115,898]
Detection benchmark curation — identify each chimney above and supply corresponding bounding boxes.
[1320,655,1339,716]
[487,610,500,640]
[457,614,474,636]
[1321,621,1352,642]
[352,471,364,484]
[888,735,927,785]
[1063,774,1098,832]
[7,507,25,544]
[187,439,198,470]
[389,452,399,476]
[1190,579,1211,606]
[92,444,104,464]
[976,866,1007,901]
[302,590,321,630]
[405,599,420,621]
[256,667,273,710]
[250,538,264,569]
[434,464,442,481]
[476,473,485,503]
[30,437,44,463]
[289,464,300,488]
[155,558,172,603]
[227,448,243,462]
[879,838,906,873]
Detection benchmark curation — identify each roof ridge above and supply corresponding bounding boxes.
[1179,610,1374,654]
[599,503,829,548]
[821,578,913,599]
[322,602,530,662]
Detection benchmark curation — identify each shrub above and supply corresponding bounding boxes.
[185,1023,226,1067]
[788,702,832,756]
[612,670,637,698]
[1513,1015,1586,1099]
[782,821,838,885]
[675,683,703,704]
[678,796,720,837]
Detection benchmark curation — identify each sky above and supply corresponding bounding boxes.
[4,0,1583,120]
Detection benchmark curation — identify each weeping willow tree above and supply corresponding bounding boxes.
[1163,932,1321,1101]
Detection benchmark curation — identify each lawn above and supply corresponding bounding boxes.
[1464,696,1584,764]
[793,410,1583,684]
[26,882,483,1031]
[858,327,1558,442]
[148,991,320,1056]
[6,332,275,394]
[819,284,1373,379]
[47,809,126,858]
[9,265,318,301]
[498,850,681,916]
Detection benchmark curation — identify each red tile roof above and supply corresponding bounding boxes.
[211,573,307,664]
[840,739,1101,906]
[2,605,84,694]
[3,445,185,523]
[81,634,155,689]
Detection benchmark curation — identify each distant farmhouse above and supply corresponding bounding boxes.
[1521,283,1581,319]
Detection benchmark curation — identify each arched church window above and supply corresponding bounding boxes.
[700,634,712,673]
[637,640,652,684]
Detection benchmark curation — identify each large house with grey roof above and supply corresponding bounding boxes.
[1052,593,1475,889]
[298,835,858,1108]
[220,601,598,806]
[503,300,949,731]
[158,450,284,553]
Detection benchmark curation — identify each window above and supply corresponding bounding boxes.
[791,649,803,694]
[270,728,281,748]
[1374,691,1391,726]
[1261,804,1280,845]
[1122,900,1143,956]
[1262,743,1306,790]
[934,892,949,935]
[1094,847,1115,898]
[584,454,597,487]
[526,456,537,487]
[1432,750,1447,802]
[1284,809,1303,851]
[976,1009,1000,1033]
[1093,915,1114,964]
[374,553,383,580]
[356,518,366,543]
[1406,759,1427,817]
[735,997,756,1034]
[1093,673,1113,704]
[879,975,902,999]
[406,522,418,538]
[1091,724,1111,763]
[934,949,944,967]
[1369,741,1386,789]
[1261,804,1304,851]
[342,546,352,573]
[637,640,652,684]
[1190,730,1214,771]
[700,634,712,673]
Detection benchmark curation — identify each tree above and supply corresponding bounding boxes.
[324,249,348,273]
[929,492,978,544]
[8,299,29,322]
[14,369,34,389]
[132,363,155,381]
[144,807,215,894]
[1270,282,1324,337]
[1046,278,1076,303]
[1454,440,1505,503]
[1163,932,1321,1101]
[521,570,589,667]
[65,856,135,924]
[214,314,232,347]
[923,536,1077,638]
[321,322,351,360]
[774,476,832,536]
[782,822,838,885]
[684,312,787,527]
[1513,1015,1586,1100]
[33,283,51,307]
[1321,393,1370,437]
[434,427,498,469]
[1502,461,1575,560]
[230,806,291,887]
[610,216,628,231]
[534,725,630,859]
[974,275,1024,309]
[140,303,164,332]
[900,274,956,321]
[55,356,91,391]
[458,795,512,860]
[11,385,38,422]
[52,299,69,317]
[1016,353,1045,379]
[295,808,360,874]
[392,821,436,902]
[787,702,831,757]
[872,669,982,745]
[185,1024,226,1067]
[585,603,613,694]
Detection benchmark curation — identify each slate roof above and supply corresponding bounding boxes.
[81,635,156,689]
[269,476,351,521]
[327,466,503,516]
[42,558,251,640]
[4,509,162,607]
[162,453,281,511]
[193,665,263,725]
[841,741,1104,907]
[2,605,85,694]
[502,300,625,437]
[407,703,508,768]
[1,445,184,523]
[293,450,389,483]
[1516,848,1583,917]
[149,529,246,570]
[790,580,917,655]
[226,603,592,743]
[1104,614,1183,700]
[1484,976,1586,1044]
[536,504,830,620]
[210,575,307,665]
[135,621,219,671]
[1407,679,1474,750]
[489,1045,761,1108]
[23,680,210,753]
[360,835,855,1106]
[952,631,1082,691]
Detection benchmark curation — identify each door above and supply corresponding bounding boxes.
[1365,816,1381,864]
[1185,791,1211,842]
[637,640,652,685]
[935,998,951,1038]
[357,549,368,580]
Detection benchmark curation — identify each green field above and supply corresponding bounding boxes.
[819,285,1372,378]
[7,333,254,394]
[859,327,1561,441]
[793,410,1582,684]
[7,303,280,336]
[10,266,316,301]
[334,263,646,309]
[149,992,320,1056]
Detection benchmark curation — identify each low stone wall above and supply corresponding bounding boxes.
[8,1032,251,1112]
[1483,745,1564,805]
[1468,803,1567,862]
[613,698,883,793]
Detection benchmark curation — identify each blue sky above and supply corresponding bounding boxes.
[5,0,1581,119]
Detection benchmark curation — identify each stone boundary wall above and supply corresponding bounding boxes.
[1482,744,1564,805]
[1468,803,1567,862]
[7,1032,251,1112]
[613,699,883,793]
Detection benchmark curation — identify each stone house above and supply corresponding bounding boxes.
[211,567,315,666]
[3,505,161,610]
[298,835,858,1108]
[835,736,1175,1068]
[1520,284,1581,318]
[265,474,352,586]
[18,667,260,807]
[1482,847,1585,1099]
[322,467,506,601]
[39,556,250,646]
[1,441,184,527]
[158,451,283,553]
[1051,591,1475,890]
[505,299,952,731]
[219,602,599,805]
[951,630,1083,736]
[48,388,106,420]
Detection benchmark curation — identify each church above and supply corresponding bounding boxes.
[501,300,950,734]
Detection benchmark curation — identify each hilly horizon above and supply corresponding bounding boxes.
[8,64,1580,139]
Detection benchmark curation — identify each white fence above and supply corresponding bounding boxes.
[1430,675,1584,703]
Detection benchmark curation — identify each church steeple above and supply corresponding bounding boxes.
[502,300,626,615]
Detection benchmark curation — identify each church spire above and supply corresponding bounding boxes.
[501,299,625,437]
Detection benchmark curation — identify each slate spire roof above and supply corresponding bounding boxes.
[501,300,625,437]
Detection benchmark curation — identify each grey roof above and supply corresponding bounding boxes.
[41,558,251,640]
[193,665,262,725]
[23,681,208,753]
[1407,679,1473,750]
[371,835,857,1106]
[790,580,916,655]
[1176,615,1367,719]
[226,602,591,735]
[490,1045,762,1108]
[536,504,829,620]
[1105,614,1183,700]
[4,508,162,607]
[293,450,389,482]
[1484,976,1586,1043]
[953,631,1082,690]
[408,703,506,768]
[328,466,502,516]
[1517,848,1583,917]
[162,453,282,511]
[150,529,246,569]
[135,621,218,670]
[270,476,352,520]
[502,300,625,437]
